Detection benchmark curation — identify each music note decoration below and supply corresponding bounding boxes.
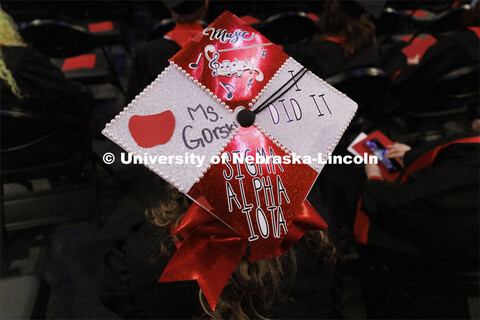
[204,45,264,82]
[189,53,203,69]
[220,82,235,100]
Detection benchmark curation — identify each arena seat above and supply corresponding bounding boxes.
[19,19,125,95]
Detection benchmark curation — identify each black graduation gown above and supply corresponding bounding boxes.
[0,46,91,128]
[96,196,340,319]
[1,46,92,169]
[285,40,381,79]
[359,135,480,273]
[351,135,480,319]
[383,28,479,99]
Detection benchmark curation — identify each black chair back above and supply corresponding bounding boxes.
[420,4,470,37]
[0,101,98,231]
[19,20,97,58]
[399,63,478,126]
[0,99,88,182]
[326,68,391,110]
[19,19,126,94]
[0,99,58,153]
[401,63,479,114]
[434,64,479,99]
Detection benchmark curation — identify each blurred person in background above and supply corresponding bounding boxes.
[320,133,479,318]
[359,135,479,269]
[357,134,480,317]
[125,0,208,102]
[321,133,479,267]
[383,2,479,87]
[285,0,381,79]
[0,7,92,168]
[0,7,91,129]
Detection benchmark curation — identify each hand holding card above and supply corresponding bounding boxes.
[365,138,401,173]
[352,130,402,181]
[385,143,411,166]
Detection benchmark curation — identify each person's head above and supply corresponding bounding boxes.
[319,0,376,54]
[0,8,26,99]
[163,0,208,24]
[146,182,336,319]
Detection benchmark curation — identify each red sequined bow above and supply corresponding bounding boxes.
[158,200,327,310]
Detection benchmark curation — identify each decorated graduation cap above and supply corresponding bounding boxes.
[103,11,357,310]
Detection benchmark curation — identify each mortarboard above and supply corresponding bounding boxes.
[103,10,357,310]
[339,0,387,19]
[163,0,205,14]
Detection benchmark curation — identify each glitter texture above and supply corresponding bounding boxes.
[102,66,237,192]
[254,58,358,172]
[187,126,318,259]
[170,11,288,110]
[102,12,358,249]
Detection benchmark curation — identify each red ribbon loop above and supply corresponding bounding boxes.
[158,200,327,311]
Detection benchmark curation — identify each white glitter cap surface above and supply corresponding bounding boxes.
[102,66,237,192]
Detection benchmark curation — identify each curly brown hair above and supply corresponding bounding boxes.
[319,0,376,55]
[145,182,336,319]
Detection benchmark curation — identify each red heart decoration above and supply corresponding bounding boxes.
[128,111,175,148]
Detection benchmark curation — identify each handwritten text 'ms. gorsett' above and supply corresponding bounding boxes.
[182,104,238,150]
